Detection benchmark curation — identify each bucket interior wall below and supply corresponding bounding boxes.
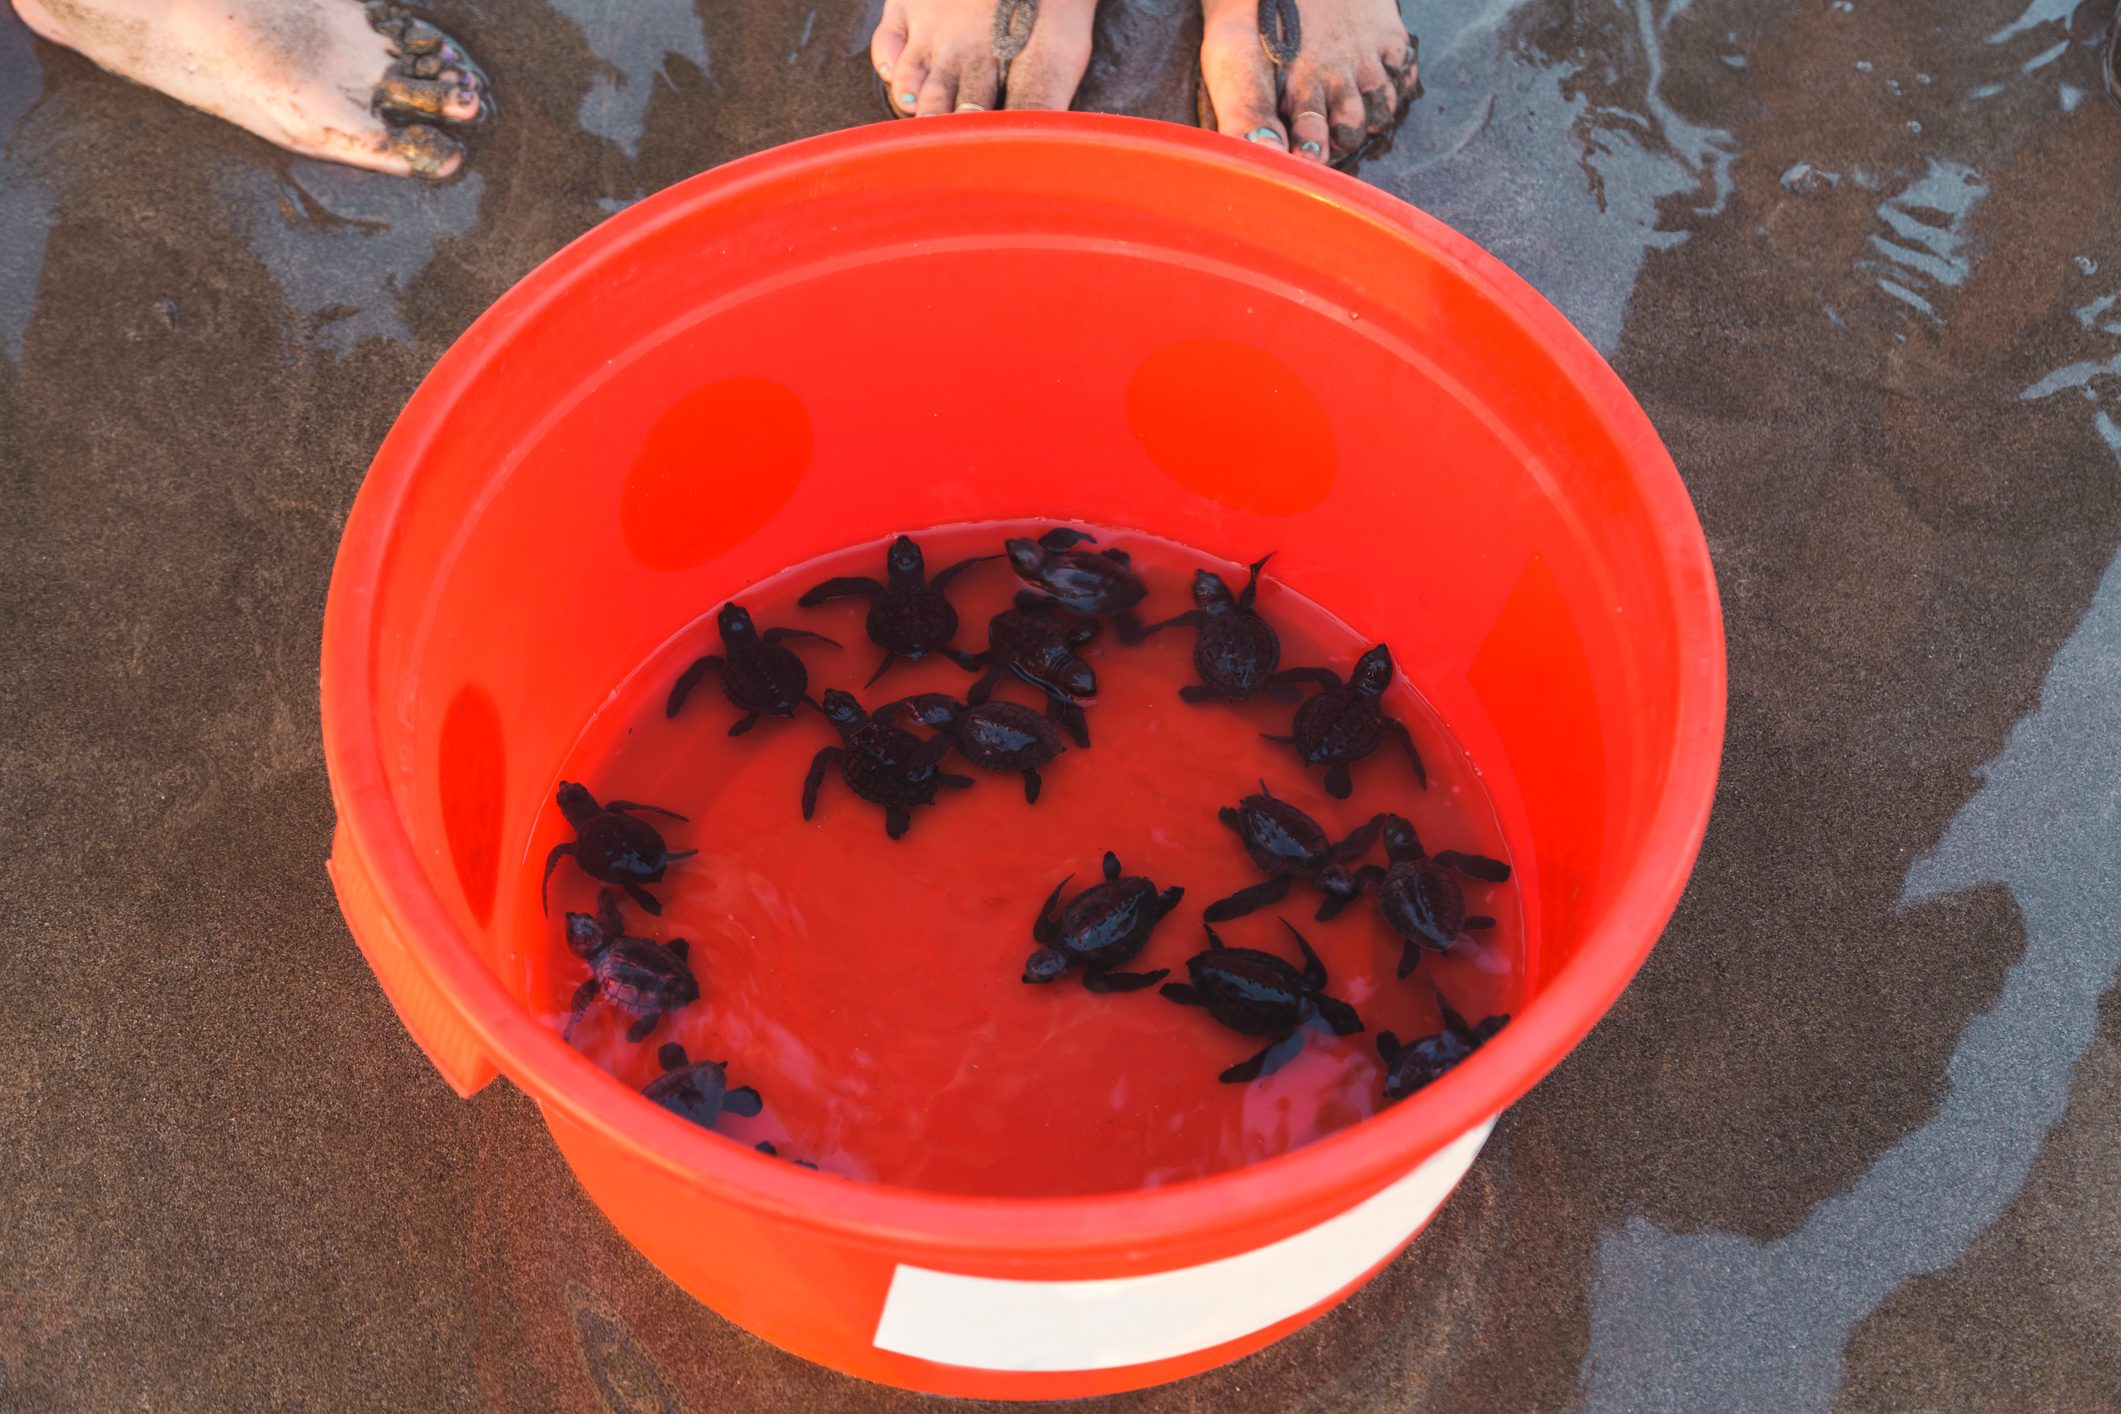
[362,136,1687,1067]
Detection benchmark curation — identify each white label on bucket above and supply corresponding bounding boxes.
[871,1118,1494,1373]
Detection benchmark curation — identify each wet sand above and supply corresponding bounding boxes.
[3,0,2120,1408]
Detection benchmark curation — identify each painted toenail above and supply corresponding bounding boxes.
[879,60,892,75]
[1299,139,1322,155]
[900,92,919,106]
[1245,127,1285,147]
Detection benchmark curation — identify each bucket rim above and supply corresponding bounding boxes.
[320,112,1726,1256]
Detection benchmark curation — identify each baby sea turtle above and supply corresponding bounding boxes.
[967,591,1101,747]
[1349,814,1511,977]
[1023,850,1184,992]
[1161,920,1364,1083]
[1138,554,1282,701]
[797,534,995,686]
[542,781,694,916]
[802,688,973,839]
[1202,781,1385,923]
[1005,527,1149,639]
[1265,643,1427,799]
[1377,987,1508,1102]
[666,602,839,735]
[643,1041,762,1130]
[884,692,1065,803]
[561,888,700,1043]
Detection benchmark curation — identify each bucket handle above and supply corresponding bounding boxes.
[329,824,500,1098]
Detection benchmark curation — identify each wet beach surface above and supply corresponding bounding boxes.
[3,0,2119,1408]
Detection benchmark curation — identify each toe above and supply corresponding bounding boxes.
[387,123,464,178]
[1355,56,1394,134]
[375,74,481,123]
[1003,0,1094,111]
[297,114,464,180]
[1384,30,1420,104]
[913,63,957,116]
[1200,14,1285,147]
[1326,77,1367,160]
[889,47,930,117]
[952,47,1001,112]
[1282,61,1330,162]
[871,1,910,84]
[394,17,447,54]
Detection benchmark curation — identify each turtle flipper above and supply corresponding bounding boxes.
[1312,994,1364,1036]
[930,554,999,591]
[1221,1030,1305,1084]
[562,978,598,1042]
[1083,967,1169,994]
[541,843,574,914]
[1382,716,1427,789]
[666,654,724,717]
[798,576,881,606]
[1033,875,1072,944]
[802,747,842,819]
[1203,876,1291,922]
[607,800,688,822]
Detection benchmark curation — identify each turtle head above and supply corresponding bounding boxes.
[563,910,609,961]
[1004,536,1047,579]
[818,688,865,729]
[716,602,757,643]
[1317,863,1357,899]
[1380,813,1424,863]
[1054,656,1097,701]
[1022,948,1071,984]
[1350,643,1394,696]
[886,535,924,579]
[554,780,597,828]
[1191,568,1233,610]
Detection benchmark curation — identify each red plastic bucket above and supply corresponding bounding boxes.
[321,114,1723,1399]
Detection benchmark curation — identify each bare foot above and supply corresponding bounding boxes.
[871,0,1099,116]
[1199,0,1417,165]
[9,0,488,178]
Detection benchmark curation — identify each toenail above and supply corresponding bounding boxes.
[1299,139,1322,155]
[899,92,919,106]
[879,60,892,74]
[1245,127,1286,147]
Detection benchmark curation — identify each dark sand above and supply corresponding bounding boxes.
[3,0,2119,1408]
